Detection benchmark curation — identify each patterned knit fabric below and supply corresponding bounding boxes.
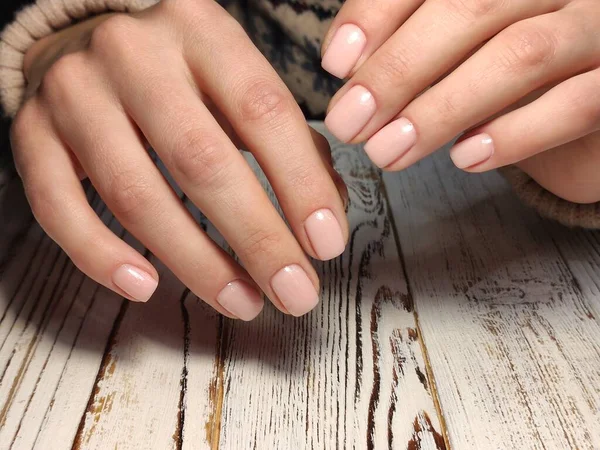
[0,0,598,229]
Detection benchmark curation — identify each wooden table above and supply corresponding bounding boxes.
[0,124,599,449]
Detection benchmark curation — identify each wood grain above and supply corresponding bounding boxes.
[383,151,600,450]
[0,123,445,449]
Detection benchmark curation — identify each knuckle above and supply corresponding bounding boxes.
[445,0,505,20]
[372,49,412,89]
[170,128,230,189]
[89,15,139,57]
[432,90,463,126]
[107,171,155,220]
[39,52,88,101]
[498,24,556,72]
[238,80,292,124]
[238,228,283,259]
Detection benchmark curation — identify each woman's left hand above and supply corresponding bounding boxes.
[321,0,600,204]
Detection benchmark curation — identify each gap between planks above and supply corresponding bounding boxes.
[380,175,452,450]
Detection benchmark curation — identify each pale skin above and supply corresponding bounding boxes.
[10,0,600,320]
[322,0,600,204]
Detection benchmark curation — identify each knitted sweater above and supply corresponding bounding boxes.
[0,0,599,229]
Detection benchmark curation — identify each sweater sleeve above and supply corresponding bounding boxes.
[499,166,600,230]
[0,0,158,117]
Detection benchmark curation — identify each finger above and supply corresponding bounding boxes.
[11,99,159,303]
[176,0,349,262]
[97,14,321,317]
[517,131,600,205]
[43,52,264,320]
[321,0,424,79]
[324,0,562,144]
[369,6,600,170]
[449,68,600,173]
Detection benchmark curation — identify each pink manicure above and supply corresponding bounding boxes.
[450,133,494,169]
[322,24,367,79]
[216,280,264,321]
[271,265,319,317]
[112,264,158,302]
[304,209,345,260]
[364,118,417,168]
[325,85,376,143]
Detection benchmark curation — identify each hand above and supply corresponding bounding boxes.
[11,0,349,321]
[321,0,600,203]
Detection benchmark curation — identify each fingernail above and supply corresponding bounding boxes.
[450,133,494,169]
[112,264,158,302]
[364,117,417,168]
[271,265,319,316]
[322,24,367,79]
[216,280,264,321]
[305,209,345,260]
[325,85,376,143]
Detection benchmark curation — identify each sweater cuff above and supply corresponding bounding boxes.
[0,0,159,117]
[499,166,600,229]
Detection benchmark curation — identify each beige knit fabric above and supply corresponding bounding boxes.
[0,0,158,116]
[500,166,600,229]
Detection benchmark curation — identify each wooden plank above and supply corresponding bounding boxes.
[383,151,600,449]
[1,125,447,449]
[216,125,445,449]
[0,191,125,449]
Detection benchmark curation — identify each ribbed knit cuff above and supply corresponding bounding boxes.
[0,0,158,117]
[500,166,600,229]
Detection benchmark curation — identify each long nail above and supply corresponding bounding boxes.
[450,133,494,169]
[364,117,417,168]
[322,24,367,79]
[216,280,264,321]
[325,85,376,143]
[271,265,319,316]
[305,209,345,260]
[112,264,158,302]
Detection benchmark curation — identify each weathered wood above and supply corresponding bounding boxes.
[0,124,445,449]
[215,132,444,450]
[383,151,600,450]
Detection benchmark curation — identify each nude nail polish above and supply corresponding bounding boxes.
[322,24,367,79]
[450,133,494,169]
[271,265,319,317]
[216,280,264,321]
[364,117,417,168]
[304,209,345,260]
[325,85,376,143]
[112,264,158,302]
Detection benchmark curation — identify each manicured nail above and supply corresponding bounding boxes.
[271,265,319,317]
[112,264,158,302]
[305,209,345,260]
[364,117,417,168]
[325,85,376,143]
[322,24,367,79]
[216,280,264,321]
[450,133,494,169]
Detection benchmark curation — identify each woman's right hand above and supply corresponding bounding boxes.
[10,0,349,320]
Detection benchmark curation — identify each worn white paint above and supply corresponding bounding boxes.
[1,123,598,450]
[384,151,600,450]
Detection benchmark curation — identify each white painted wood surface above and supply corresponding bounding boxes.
[383,150,600,450]
[0,123,599,449]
